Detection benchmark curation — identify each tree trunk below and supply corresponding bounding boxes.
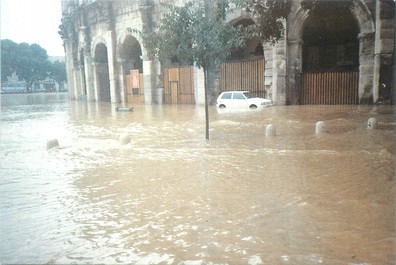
[204,68,210,140]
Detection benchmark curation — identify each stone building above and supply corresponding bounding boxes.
[60,0,395,105]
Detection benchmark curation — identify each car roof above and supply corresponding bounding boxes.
[222,91,250,93]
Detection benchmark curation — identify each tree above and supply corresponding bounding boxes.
[142,0,247,139]
[16,43,51,91]
[1,40,51,91]
[1,39,18,82]
[49,60,67,91]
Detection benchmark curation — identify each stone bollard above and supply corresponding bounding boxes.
[119,134,131,145]
[367,117,377,130]
[265,124,276,137]
[315,121,325,135]
[46,138,59,150]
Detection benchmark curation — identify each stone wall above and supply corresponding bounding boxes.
[61,0,395,105]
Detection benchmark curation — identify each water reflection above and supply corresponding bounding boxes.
[0,93,395,264]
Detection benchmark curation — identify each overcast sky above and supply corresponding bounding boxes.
[0,0,64,56]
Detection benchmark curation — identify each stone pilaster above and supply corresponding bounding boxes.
[373,0,395,103]
[286,38,303,104]
[117,58,127,105]
[92,62,100,102]
[63,38,76,100]
[358,32,375,103]
[84,54,95,101]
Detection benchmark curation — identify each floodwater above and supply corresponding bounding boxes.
[0,93,395,265]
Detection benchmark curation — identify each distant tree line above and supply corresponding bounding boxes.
[1,39,66,91]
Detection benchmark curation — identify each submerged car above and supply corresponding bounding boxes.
[216,91,272,109]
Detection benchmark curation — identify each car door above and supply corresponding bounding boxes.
[218,92,232,107]
[232,92,248,108]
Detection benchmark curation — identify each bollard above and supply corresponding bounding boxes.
[315,121,325,135]
[367,117,377,129]
[119,134,131,145]
[46,138,59,150]
[265,124,276,137]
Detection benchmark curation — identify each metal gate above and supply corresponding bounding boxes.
[163,66,195,104]
[300,70,359,105]
[220,59,266,98]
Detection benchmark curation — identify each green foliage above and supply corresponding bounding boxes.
[49,60,67,84]
[141,0,247,69]
[233,0,292,45]
[1,39,66,89]
[15,42,51,88]
[1,39,18,82]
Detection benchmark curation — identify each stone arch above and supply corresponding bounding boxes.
[287,0,375,104]
[117,32,144,103]
[91,36,107,59]
[117,29,145,58]
[118,34,143,72]
[288,0,374,43]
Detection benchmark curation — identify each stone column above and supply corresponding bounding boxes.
[194,65,205,105]
[373,0,395,103]
[287,38,303,104]
[78,65,86,99]
[92,62,100,102]
[117,59,127,105]
[373,0,382,103]
[72,66,81,100]
[84,54,95,101]
[142,56,160,105]
[105,30,119,103]
[64,38,76,100]
[264,44,274,101]
[264,40,287,105]
[358,32,375,103]
[273,40,287,105]
[143,56,156,105]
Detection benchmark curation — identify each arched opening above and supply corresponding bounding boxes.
[120,36,143,72]
[94,43,111,102]
[303,4,359,71]
[119,35,143,103]
[300,2,360,104]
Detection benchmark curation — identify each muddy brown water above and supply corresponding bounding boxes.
[1,93,395,264]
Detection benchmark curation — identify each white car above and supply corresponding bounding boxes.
[216,91,272,109]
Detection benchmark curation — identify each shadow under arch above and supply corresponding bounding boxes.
[228,18,264,61]
[93,42,111,102]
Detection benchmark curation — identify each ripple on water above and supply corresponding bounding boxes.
[1,99,395,264]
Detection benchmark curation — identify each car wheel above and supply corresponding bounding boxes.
[249,104,257,109]
[219,104,226,109]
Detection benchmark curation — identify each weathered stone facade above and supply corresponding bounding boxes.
[61,0,395,105]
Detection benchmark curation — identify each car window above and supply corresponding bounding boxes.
[243,92,254,98]
[221,93,232,99]
[233,93,246,100]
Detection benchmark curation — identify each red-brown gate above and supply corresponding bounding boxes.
[163,66,195,104]
[300,70,359,105]
[220,59,266,98]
